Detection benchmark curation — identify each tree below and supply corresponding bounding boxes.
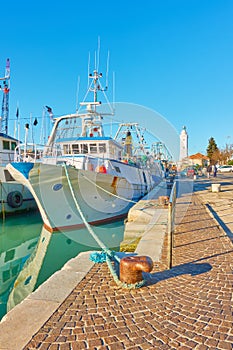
[218,143,233,164]
[206,137,219,163]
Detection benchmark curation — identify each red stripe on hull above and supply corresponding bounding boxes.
[43,212,127,233]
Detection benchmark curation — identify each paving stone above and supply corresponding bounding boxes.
[2,177,233,350]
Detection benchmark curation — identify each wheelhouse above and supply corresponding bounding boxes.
[0,133,18,164]
[54,137,123,160]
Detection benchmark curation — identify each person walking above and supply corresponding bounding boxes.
[207,164,212,178]
[213,164,217,177]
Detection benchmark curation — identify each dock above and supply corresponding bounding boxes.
[0,176,233,349]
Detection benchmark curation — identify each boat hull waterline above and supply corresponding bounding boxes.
[7,162,159,233]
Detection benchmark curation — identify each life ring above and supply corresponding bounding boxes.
[7,191,23,208]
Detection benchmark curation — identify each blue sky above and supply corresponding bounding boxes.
[1,0,233,156]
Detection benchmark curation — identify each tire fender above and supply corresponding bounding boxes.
[7,191,23,208]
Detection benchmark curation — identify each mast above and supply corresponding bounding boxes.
[0,58,10,134]
[79,69,106,137]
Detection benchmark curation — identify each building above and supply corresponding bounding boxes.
[188,152,209,167]
[179,126,188,161]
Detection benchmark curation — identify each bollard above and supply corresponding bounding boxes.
[120,255,153,284]
[158,195,169,206]
[211,184,221,192]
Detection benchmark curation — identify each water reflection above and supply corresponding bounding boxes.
[0,212,42,320]
[0,213,124,319]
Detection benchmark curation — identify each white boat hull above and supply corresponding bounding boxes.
[0,166,37,215]
[7,162,159,232]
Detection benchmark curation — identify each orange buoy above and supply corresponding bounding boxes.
[98,165,107,173]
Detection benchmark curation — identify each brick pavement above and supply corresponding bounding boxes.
[23,184,233,350]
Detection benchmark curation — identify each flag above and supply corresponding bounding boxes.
[16,107,19,118]
[46,106,52,113]
[45,105,54,121]
[33,118,38,126]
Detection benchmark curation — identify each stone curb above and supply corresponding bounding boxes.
[0,251,95,350]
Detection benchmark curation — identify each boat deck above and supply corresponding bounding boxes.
[1,176,233,349]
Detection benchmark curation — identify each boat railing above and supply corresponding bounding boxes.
[43,144,62,158]
[65,156,87,169]
[0,150,15,164]
[66,155,110,173]
[14,143,44,163]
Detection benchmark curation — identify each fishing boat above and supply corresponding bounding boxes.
[0,59,37,216]
[7,68,164,232]
[0,133,37,216]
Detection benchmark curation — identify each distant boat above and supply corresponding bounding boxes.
[0,58,38,216]
[7,67,164,232]
[0,133,37,216]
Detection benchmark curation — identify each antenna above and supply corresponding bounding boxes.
[16,102,20,145]
[94,50,97,70]
[113,71,115,113]
[97,36,100,71]
[76,75,80,112]
[40,108,45,144]
[106,50,110,88]
[87,52,90,89]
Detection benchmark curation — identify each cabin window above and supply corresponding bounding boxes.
[3,140,10,150]
[80,144,88,154]
[11,142,17,150]
[4,249,15,262]
[4,170,15,181]
[72,144,80,154]
[2,270,11,282]
[99,143,106,153]
[143,172,147,183]
[109,144,115,157]
[90,143,97,153]
[63,144,70,154]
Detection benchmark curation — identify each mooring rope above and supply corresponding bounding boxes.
[0,182,6,221]
[63,164,116,257]
[63,163,146,289]
[80,170,166,205]
[80,171,138,204]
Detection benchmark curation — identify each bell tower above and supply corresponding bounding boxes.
[179,126,188,160]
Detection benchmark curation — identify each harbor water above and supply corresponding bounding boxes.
[0,210,125,321]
